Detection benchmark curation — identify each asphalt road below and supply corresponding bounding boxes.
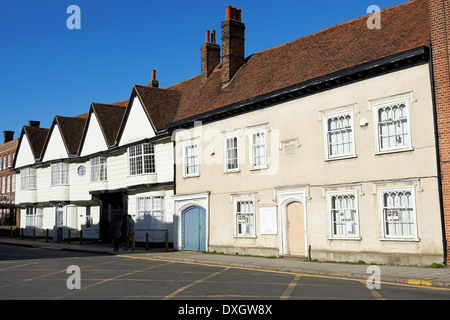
[1,244,450,308]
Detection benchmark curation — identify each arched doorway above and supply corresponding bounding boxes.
[286,202,305,256]
[182,206,206,251]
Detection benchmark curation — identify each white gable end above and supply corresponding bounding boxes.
[15,135,36,168]
[42,124,69,162]
[119,95,155,147]
[80,112,108,157]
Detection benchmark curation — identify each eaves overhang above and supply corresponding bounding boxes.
[167,46,430,132]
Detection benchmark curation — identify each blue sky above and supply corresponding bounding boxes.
[0,0,406,138]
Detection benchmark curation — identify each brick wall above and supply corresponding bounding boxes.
[429,0,450,264]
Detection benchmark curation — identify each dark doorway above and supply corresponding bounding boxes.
[99,192,127,243]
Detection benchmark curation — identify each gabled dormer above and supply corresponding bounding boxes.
[117,83,181,147]
[79,103,126,157]
[41,115,87,163]
[13,121,49,169]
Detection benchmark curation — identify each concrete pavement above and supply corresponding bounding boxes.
[1,236,449,288]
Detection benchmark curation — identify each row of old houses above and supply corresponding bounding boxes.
[9,0,450,266]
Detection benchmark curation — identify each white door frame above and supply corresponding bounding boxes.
[172,192,210,251]
[277,189,307,257]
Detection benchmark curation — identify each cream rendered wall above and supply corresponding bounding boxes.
[174,64,443,265]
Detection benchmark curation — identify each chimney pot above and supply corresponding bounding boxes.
[148,70,159,88]
[211,30,216,43]
[205,30,210,43]
[225,5,232,19]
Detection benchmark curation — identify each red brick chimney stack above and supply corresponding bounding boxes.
[148,69,159,88]
[3,131,14,144]
[429,0,450,265]
[221,5,245,84]
[201,29,220,82]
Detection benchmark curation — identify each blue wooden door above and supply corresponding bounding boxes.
[182,206,206,251]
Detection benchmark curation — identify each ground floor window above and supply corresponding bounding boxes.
[25,207,43,228]
[136,196,165,229]
[328,191,359,238]
[379,187,417,239]
[235,199,255,237]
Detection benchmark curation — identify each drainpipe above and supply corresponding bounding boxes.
[429,41,448,265]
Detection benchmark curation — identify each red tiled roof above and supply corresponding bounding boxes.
[54,116,87,156]
[22,126,49,159]
[134,85,182,132]
[91,103,126,146]
[168,0,430,123]
[0,138,18,154]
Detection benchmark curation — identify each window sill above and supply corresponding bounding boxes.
[249,166,268,171]
[183,174,200,179]
[327,236,361,240]
[233,235,257,239]
[380,237,419,242]
[375,147,414,156]
[324,154,357,162]
[223,169,240,174]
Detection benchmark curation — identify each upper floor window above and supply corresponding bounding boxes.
[224,135,239,172]
[128,143,155,176]
[91,156,107,182]
[21,167,36,190]
[183,142,199,177]
[249,129,267,170]
[51,162,69,186]
[375,99,411,152]
[324,111,355,159]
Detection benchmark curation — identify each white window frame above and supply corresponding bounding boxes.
[183,141,200,177]
[373,98,412,154]
[6,176,10,193]
[1,177,4,194]
[378,186,418,240]
[249,128,267,170]
[323,109,356,160]
[51,162,69,186]
[136,196,165,229]
[21,167,36,190]
[224,133,239,173]
[25,207,43,229]
[90,156,107,182]
[128,143,156,176]
[234,197,256,237]
[327,190,360,239]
